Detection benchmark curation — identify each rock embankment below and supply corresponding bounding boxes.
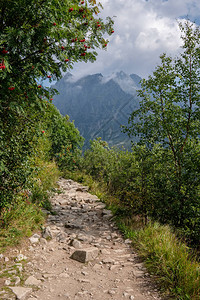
[0,178,161,300]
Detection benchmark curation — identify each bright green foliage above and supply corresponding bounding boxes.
[83,139,149,219]
[126,22,200,150]
[83,138,117,182]
[0,106,43,207]
[27,134,60,205]
[123,21,200,244]
[0,0,114,89]
[44,104,84,170]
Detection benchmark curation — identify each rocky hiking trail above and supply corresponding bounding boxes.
[0,178,162,300]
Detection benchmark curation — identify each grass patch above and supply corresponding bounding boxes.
[118,220,200,299]
[0,159,60,252]
[0,200,45,251]
[64,170,200,300]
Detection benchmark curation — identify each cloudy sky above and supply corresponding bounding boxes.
[71,0,200,79]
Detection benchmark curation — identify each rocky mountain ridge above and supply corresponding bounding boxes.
[52,71,142,148]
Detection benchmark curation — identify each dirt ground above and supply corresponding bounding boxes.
[0,178,163,300]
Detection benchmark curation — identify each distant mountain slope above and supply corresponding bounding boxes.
[52,71,142,148]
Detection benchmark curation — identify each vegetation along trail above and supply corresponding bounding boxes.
[0,178,161,300]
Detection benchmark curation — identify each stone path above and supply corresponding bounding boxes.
[0,178,162,300]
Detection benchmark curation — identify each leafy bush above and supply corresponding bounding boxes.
[44,104,84,171]
[82,138,200,246]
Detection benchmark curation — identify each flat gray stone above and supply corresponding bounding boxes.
[42,226,52,239]
[40,237,48,245]
[5,279,11,286]
[29,234,40,244]
[124,238,132,244]
[25,275,41,286]
[133,269,145,278]
[14,276,21,285]
[76,186,89,192]
[9,287,32,300]
[102,209,112,215]
[71,239,82,249]
[59,273,70,278]
[70,248,99,263]
[65,222,84,230]
[102,258,115,264]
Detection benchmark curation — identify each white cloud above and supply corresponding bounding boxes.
[71,0,200,79]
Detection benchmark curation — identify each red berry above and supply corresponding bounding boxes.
[32,66,35,69]
[8,87,15,91]
[47,75,51,78]
[69,8,73,12]
[42,130,45,133]
[81,53,86,56]
[2,49,8,54]
[50,98,53,101]
[53,22,57,26]
[80,39,85,42]
[61,46,65,50]
[97,24,101,27]
[38,85,42,88]
[111,30,114,33]
[81,1,84,4]
[65,59,69,62]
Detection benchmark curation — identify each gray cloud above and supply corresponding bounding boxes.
[71,0,200,79]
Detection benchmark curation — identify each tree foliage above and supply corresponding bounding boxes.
[0,0,113,206]
[123,21,200,244]
[0,0,114,103]
[82,22,200,246]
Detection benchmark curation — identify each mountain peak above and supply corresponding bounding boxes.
[63,72,73,80]
[53,70,141,149]
[115,71,128,79]
[103,71,139,95]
